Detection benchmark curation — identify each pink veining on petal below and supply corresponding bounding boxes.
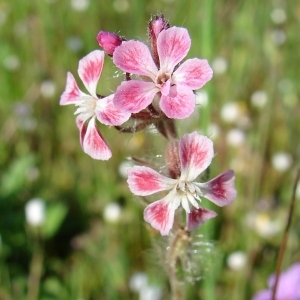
[179,132,214,181]
[76,116,84,130]
[127,166,176,196]
[187,207,217,231]
[82,118,112,160]
[173,58,213,90]
[96,94,131,126]
[113,40,158,78]
[113,80,159,113]
[78,118,87,148]
[202,170,237,206]
[78,50,104,97]
[157,27,191,72]
[144,199,175,236]
[160,85,195,119]
[60,72,81,105]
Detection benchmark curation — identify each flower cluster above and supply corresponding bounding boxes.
[60,15,236,235]
[60,15,213,159]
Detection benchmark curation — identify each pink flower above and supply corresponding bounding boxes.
[60,50,130,160]
[97,31,123,56]
[113,27,213,119]
[252,263,300,300]
[127,132,237,235]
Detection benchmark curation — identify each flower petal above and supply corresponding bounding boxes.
[60,72,82,105]
[76,116,86,148]
[96,94,131,126]
[173,58,213,90]
[113,40,158,78]
[251,290,272,300]
[187,207,217,231]
[199,170,237,206]
[160,85,196,119]
[127,166,176,196]
[157,27,191,72]
[113,80,159,113]
[179,132,214,181]
[78,50,104,98]
[144,193,178,236]
[82,118,112,160]
[268,263,300,298]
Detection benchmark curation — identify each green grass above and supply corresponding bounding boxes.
[0,0,299,299]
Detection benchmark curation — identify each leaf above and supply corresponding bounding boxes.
[43,203,68,239]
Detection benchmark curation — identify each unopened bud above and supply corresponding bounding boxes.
[148,14,170,39]
[148,14,170,66]
[96,31,123,56]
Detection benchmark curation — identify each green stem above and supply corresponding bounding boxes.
[27,247,43,300]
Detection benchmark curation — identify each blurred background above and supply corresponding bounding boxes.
[0,0,299,299]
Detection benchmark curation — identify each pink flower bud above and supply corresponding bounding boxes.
[148,14,170,66]
[96,31,123,56]
[148,14,170,39]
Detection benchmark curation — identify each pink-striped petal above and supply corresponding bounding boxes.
[157,27,191,72]
[113,80,159,113]
[113,40,158,78]
[76,116,86,148]
[78,50,104,98]
[160,85,196,119]
[187,207,217,231]
[96,94,131,126]
[60,72,82,105]
[179,132,214,182]
[127,166,176,196]
[200,170,237,206]
[76,116,85,130]
[81,118,111,160]
[144,196,177,236]
[173,58,213,90]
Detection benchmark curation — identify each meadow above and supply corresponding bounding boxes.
[0,0,299,299]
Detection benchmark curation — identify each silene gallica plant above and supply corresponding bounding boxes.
[60,14,237,299]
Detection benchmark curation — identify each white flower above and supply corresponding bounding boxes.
[251,90,268,108]
[226,129,245,147]
[40,80,56,98]
[25,198,46,226]
[70,0,89,11]
[220,102,240,123]
[271,152,292,172]
[271,8,286,24]
[227,251,247,271]
[103,203,122,223]
[212,56,228,75]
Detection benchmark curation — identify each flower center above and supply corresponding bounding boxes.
[74,95,97,121]
[155,70,171,86]
[176,181,202,211]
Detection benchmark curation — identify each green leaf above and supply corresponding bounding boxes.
[43,203,68,239]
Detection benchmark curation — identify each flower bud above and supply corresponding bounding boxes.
[148,14,170,66]
[148,14,170,39]
[96,31,123,56]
